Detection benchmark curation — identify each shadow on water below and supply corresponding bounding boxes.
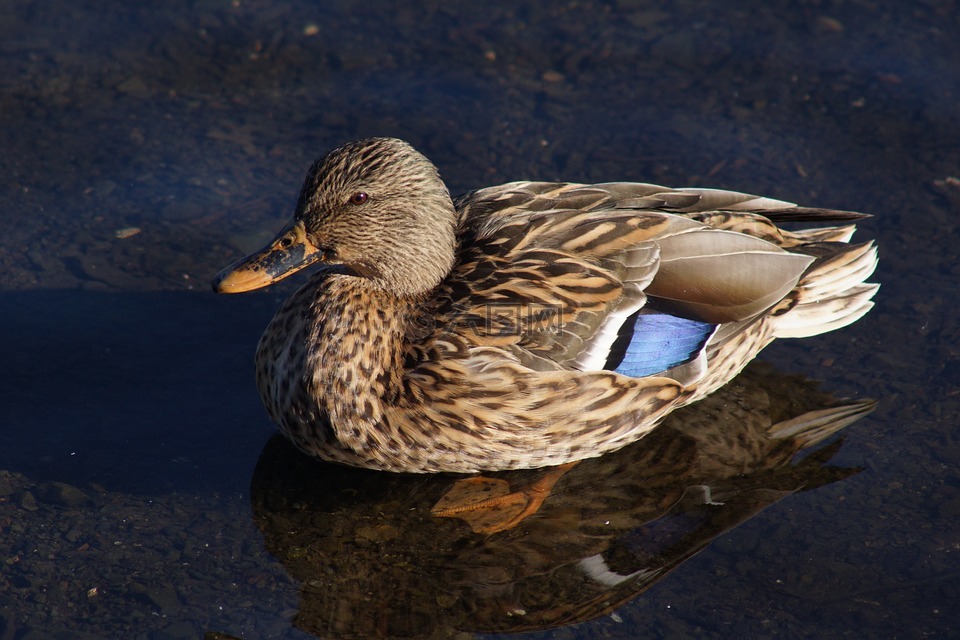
[248,364,871,639]
[0,289,278,493]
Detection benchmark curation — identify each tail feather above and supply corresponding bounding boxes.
[762,206,872,222]
[799,242,877,296]
[781,224,857,245]
[772,240,879,339]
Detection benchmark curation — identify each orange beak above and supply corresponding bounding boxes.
[212,220,323,293]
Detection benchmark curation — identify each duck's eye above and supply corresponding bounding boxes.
[348,192,369,205]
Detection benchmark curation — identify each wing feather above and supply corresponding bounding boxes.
[438,181,824,375]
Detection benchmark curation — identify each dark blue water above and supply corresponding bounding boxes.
[2,1,958,638]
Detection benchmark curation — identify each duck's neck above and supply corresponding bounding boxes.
[258,272,422,455]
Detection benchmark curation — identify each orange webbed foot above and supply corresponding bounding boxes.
[431,462,578,534]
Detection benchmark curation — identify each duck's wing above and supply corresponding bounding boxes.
[439,182,817,380]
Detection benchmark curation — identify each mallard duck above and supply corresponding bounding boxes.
[214,137,878,474]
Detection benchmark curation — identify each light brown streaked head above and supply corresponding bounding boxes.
[213,137,458,296]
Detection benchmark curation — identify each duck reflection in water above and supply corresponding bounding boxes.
[249,362,873,639]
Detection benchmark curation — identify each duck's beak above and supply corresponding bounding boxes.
[213,220,323,293]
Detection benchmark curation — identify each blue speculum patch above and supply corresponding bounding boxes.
[610,309,716,378]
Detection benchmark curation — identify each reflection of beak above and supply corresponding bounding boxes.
[213,220,323,293]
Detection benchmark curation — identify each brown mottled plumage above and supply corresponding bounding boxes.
[214,137,878,472]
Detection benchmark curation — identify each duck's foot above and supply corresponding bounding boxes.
[431,462,578,534]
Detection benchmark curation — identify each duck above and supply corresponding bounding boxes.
[214,137,879,476]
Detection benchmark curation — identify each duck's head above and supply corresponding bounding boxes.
[213,137,457,296]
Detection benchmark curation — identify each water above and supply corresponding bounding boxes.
[2,1,958,638]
